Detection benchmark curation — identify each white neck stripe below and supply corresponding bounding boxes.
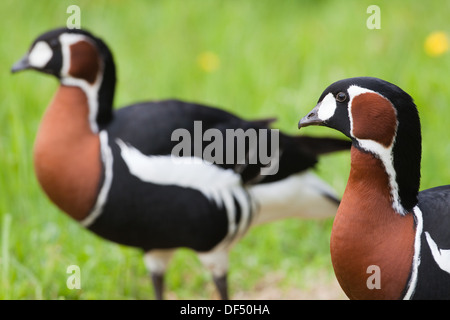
[348,85,405,215]
[59,33,103,133]
[402,206,423,299]
[80,131,113,227]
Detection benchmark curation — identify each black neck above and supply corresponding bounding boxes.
[96,48,116,129]
[388,95,422,213]
[78,30,116,130]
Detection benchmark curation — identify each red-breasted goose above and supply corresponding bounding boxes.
[12,27,350,299]
[299,76,450,299]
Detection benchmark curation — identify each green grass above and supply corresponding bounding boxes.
[1,0,450,299]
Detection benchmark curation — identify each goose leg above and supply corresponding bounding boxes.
[150,272,164,300]
[213,274,229,300]
[144,249,175,300]
[198,249,230,300]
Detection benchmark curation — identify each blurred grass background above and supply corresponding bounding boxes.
[1,0,450,299]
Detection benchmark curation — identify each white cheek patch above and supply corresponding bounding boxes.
[317,93,337,121]
[28,41,53,68]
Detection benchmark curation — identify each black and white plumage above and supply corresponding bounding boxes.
[299,77,450,299]
[12,27,350,299]
[413,186,450,298]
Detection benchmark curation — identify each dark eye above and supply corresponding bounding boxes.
[49,39,59,48]
[336,92,347,103]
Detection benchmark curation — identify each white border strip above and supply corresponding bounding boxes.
[402,205,423,299]
[81,130,113,227]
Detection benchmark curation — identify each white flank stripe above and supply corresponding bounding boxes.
[403,206,423,299]
[81,131,114,227]
[233,188,251,236]
[425,231,450,274]
[116,139,251,248]
[116,139,243,206]
[219,188,237,245]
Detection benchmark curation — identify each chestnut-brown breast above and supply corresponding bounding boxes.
[33,85,101,220]
[331,147,415,299]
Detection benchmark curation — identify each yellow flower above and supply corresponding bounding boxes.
[197,51,220,73]
[424,31,449,57]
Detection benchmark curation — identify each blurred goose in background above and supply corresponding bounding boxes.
[12,27,350,299]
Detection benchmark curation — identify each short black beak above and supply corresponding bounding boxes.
[298,103,325,129]
[11,54,31,73]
